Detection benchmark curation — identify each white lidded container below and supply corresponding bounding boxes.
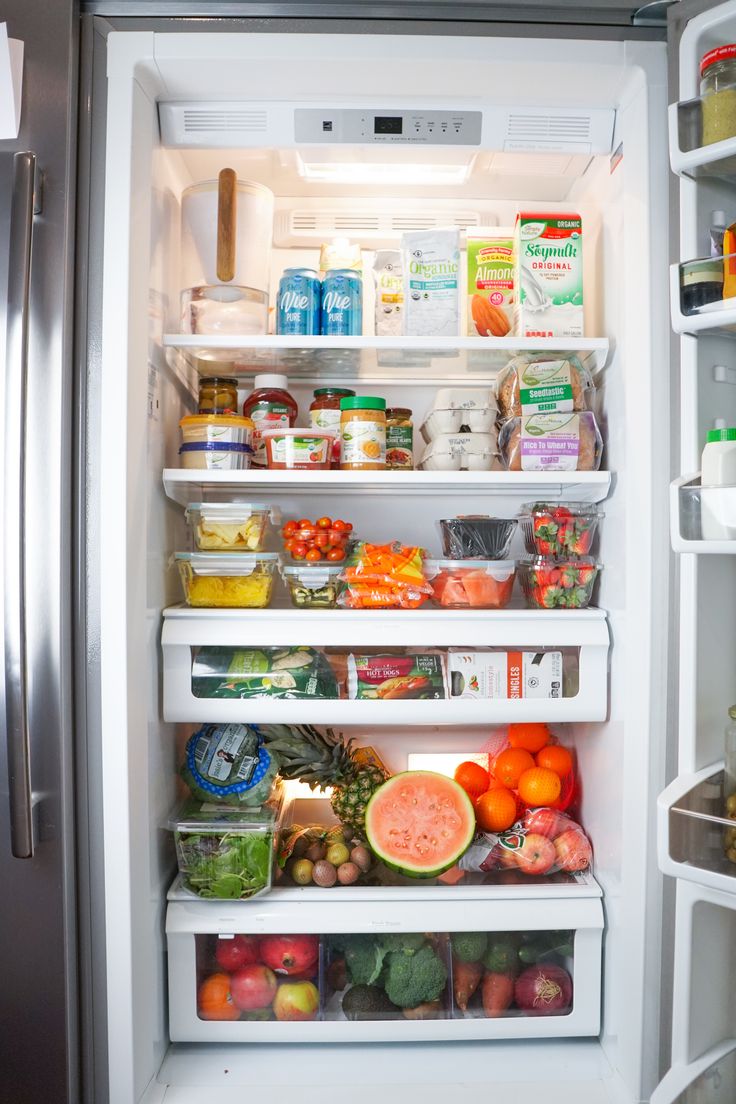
[701,420,736,540]
[180,169,274,335]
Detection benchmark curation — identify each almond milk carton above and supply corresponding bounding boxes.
[514,212,583,338]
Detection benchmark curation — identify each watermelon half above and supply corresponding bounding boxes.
[365,771,476,878]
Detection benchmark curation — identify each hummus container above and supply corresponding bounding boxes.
[280,563,343,609]
[439,516,518,559]
[180,413,254,448]
[424,559,516,609]
[262,428,334,470]
[186,502,272,552]
[175,551,278,608]
[419,432,497,472]
[179,442,251,470]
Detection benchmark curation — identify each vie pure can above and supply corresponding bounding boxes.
[276,268,321,335]
[321,269,363,336]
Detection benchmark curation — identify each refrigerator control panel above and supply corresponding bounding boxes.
[294,108,482,145]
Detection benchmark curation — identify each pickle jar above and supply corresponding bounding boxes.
[339,396,386,470]
[701,45,736,146]
[385,407,414,470]
[198,376,239,415]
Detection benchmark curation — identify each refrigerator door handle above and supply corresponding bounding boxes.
[4,150,37,859]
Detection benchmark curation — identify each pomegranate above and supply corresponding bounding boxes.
[229,964,278,1011]
[215,934,260,973]
[259,934,319,976]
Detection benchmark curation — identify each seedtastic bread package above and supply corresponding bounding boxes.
[467,229,515,337]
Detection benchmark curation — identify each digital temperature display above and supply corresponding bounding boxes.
[374,116,403,135]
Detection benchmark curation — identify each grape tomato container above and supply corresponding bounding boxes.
[439,516,517,560]
[179,441,252,471]
[419,432,497,472]
[186,502,274,552]
[175,551,279,608]
[168,793,283,901]
[262,429,334,470]
[424,559,516,609]
[517,556,600,610]
[280,563,344,609]
[518,503,603,559]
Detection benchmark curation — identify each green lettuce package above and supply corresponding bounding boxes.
[192,646,339,699]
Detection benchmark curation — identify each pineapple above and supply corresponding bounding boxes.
[258,725,387,835]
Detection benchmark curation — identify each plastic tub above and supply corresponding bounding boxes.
[180,413,254,448]
[168,793,283,900]
[439,516,517,559]
[517,556,600,610]
[518,502,603,558]
[280,563,343,609]
[262,428,334,470]
[179,442,252,471]
[424,559,516,609]
[419,432,497,472]
[175,552,278,608]
[186,502,272,552]
[498,412,602,472]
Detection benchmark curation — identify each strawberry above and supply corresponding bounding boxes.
[559,565,579,589]
[482,971,515,1018]
[539,584,563,608]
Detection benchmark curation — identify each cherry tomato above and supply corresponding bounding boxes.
[327,547,346,561]
[296,518,313,530]
[316,516,332,530]
[283,538,296,554]
[314,531,330,548]
[331,519,349,532]
[328,530,346,547]
[299,525,317,541]
[282,520,298,539]
[291,542,308,560]
[306,547,323,562]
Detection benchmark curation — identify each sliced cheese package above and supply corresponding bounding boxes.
[186,502,275,551]
[448,650,563,699]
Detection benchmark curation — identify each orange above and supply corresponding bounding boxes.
[475,787,518,833]
[454,760,491,801]
[493,747,535,789]
[507,723,551,754]
[536,745,573,778]
[197,973,240,1021]
[517,767,562,808]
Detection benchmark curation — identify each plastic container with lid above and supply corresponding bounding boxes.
[180,413,253,448]
[419,432,497,472]
[518,502,603,558]
[186,502,272,552]
[385,407,413,470]
[262,428,333,470]
[680,258,725,315]
[424,559,516,609]
[197,376,239,415]
[175,551,278,608]
[340,396,386,470]
[439,516,517,559]
[179,442,251,471]
[242,374,298,467]
[280,563,344,608]
[517,555,600,610]
[701,422,736,539]
[309,387,355,466]
[701,44,736,146]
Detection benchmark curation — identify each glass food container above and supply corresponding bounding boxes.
[424,559,516,609]
[185,502,272,552]
[175,552,278,608]
[198,376,239,415]
[280,563,344,609]
[701,44,736,146]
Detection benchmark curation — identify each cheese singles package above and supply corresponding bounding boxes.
[448,650,563,699]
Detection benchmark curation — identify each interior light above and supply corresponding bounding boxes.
[298,161,471,186]
[407,752,489,776]
[282,779,333,800]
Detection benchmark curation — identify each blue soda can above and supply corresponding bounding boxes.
[321,269,363,336]
[277,268,321,335]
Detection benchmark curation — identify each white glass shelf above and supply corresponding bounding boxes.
[162,334,610,381]
[163,467,612,506]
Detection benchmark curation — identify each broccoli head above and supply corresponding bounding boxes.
[379,932,427,955]
[384,944,448,1009]
[343,935,386,986]
[450,932,488,963]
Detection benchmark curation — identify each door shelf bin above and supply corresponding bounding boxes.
[668,97,736,180]
[670,475,736,552]
[651,1039,736,1104]
[670,262,736,336]
[166,893,603,1042]
[161,607,610,724]
[658,764,736,894]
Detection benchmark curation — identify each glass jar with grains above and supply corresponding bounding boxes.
[385,407,414,470]
[701,45,736,146]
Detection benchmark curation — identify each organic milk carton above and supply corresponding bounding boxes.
[514,212,583,338]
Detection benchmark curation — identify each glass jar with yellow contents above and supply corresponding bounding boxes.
[701,45,736,146]
[339,396,386,470]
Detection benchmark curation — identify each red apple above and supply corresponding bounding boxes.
[229,963,278,1011]
[259,934,319,976]
[215,934,261,973]
[525,807,564,840]
[273,980,320,1021]
[554,828,592,872]
[515,833,556,876]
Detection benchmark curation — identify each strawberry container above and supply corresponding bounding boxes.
[518,503,603,559]
[517,556,600,610]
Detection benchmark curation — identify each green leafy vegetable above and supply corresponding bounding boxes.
[177,828,273,899]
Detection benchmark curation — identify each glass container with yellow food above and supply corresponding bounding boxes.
[175,552,278,608]
[186,502,272,552]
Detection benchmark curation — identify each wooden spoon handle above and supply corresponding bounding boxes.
[216,167,237,283]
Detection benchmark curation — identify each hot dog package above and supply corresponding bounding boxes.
[347,652,448,700]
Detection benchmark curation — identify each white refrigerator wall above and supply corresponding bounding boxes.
[97,30,669,1104]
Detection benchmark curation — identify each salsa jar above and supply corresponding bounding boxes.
[701,45,736,145]
[242,373,298,468]
[339,396,386,470]
[309,387,355,466]
[385,407,414,470]
[198,376,239,415]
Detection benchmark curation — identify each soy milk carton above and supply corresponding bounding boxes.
[514,212,583,338]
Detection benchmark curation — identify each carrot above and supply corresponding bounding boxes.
[481,971,515,1018]
[453,957,483,1012]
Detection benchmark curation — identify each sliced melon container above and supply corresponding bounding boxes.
[424,559,516,610]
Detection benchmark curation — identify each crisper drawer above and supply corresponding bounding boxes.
[166,895,603,1043]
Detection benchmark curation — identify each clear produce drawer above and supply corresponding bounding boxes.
[166,896,602,1042]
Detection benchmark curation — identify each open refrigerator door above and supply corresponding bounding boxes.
[88,22,672,1104]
